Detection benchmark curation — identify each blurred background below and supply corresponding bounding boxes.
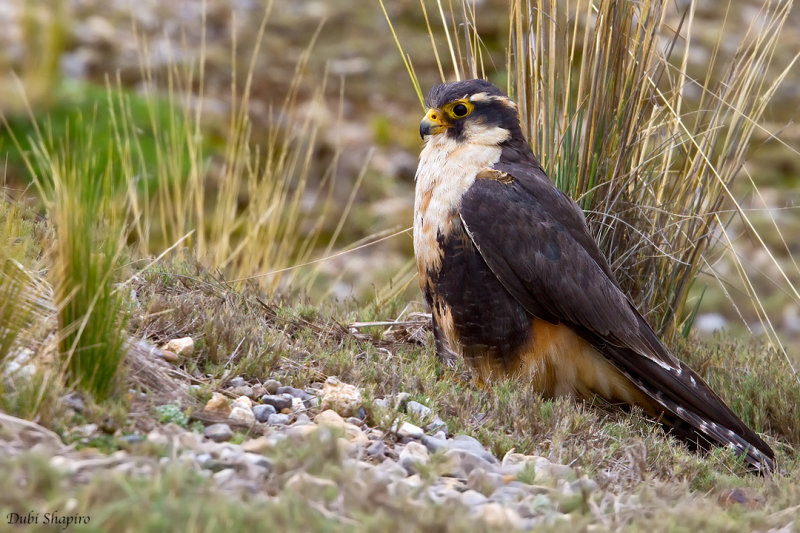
[0,0,798,355]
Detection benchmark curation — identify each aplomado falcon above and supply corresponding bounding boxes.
[413,79,774,471]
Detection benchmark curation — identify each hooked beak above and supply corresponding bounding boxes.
[419,108,447,139]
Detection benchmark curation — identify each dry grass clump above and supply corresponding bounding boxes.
[122,1,356,296]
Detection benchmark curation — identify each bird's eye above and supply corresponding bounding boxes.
[452,103,469,117]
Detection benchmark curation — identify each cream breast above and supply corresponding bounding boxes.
[413,124,510,276]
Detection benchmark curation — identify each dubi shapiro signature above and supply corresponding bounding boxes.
[7,511,90,529]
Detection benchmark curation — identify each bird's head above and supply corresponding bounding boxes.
[419,79,524,148]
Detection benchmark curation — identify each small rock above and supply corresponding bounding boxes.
[229,405,255,424]
[203,392,231,417]
[267,413,291,426]
[160,349,180,363]
[263,379,281,394]
[178,431,202,450]
[569,477,598,495]
[406,400,433,419]
[277,386,313,402]
[212,468,236,484]
[474,502,524,529]
[396,421,424,440]
[230,385,254,398]
[162,337,194,357]
[461,489,488,507]
[320,377,362,417]
[366,440,385,460]
[62,392,86,413]
[399,441,429,475]
[260,393,294,412]
[232,396,253,409]
[118,434,144,446]
[534,459,575,483]
[451,435,498,461]
[374,398,390,409]
[242,452,274,471]
[228,377,246,388]
[718,488,764,510]
[426,485,461,504]
[316,409,346,428]
[294,413,313,425]
[291,397,306,412]
[444,449,499,478]
[204,424,233,442]
[467,467,505,494]
[73,423,99,438]
[241,436,272,454]
[253,404,278,424]
[253,404,277,423]
[251,384,267,398]
[490,484,526,504]
[346,416,363,425]
[695,313,728,333]
[286,424,319,440]
[146,430,169,447]
[425,417,447,434]
[285,472,339,499]
[377,458,407,480]
[344,423,369,446]
[420,434,447,454]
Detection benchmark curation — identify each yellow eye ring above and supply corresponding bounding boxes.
[444,99,473,119]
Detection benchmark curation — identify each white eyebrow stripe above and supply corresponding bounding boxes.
[468,92,518,109]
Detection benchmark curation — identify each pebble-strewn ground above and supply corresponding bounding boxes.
[2,368,594,531]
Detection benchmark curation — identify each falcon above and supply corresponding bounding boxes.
[413,79,774,471]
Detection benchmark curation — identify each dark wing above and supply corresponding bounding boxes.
[461,162,677,370]
[460,161,774,470]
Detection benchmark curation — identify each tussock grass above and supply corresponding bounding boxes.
[383,0,800,363]
[10,112,131,400]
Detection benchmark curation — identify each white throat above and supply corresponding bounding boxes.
[413,125,509,274]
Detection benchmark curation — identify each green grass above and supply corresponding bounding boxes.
[14,110,131,401]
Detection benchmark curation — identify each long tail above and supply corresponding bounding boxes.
[604,345,775,473]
